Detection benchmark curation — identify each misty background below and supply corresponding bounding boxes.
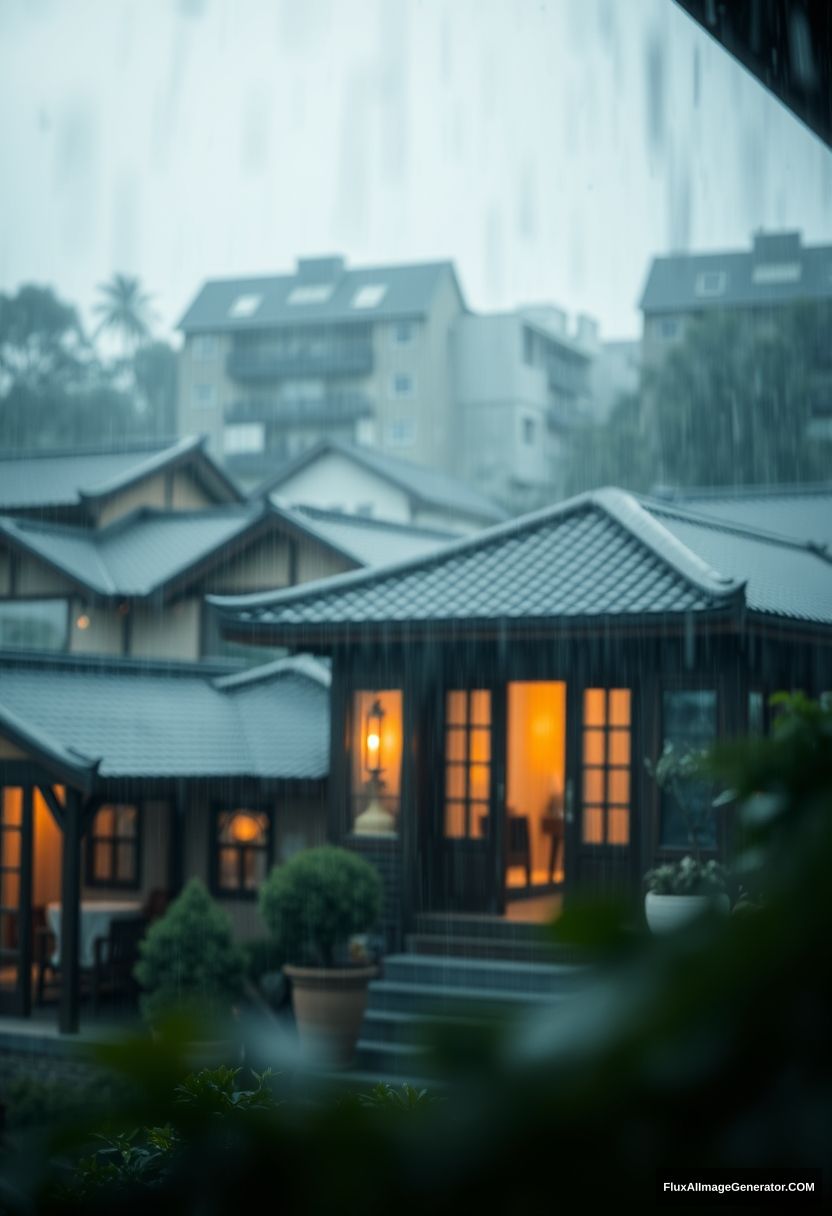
[1,0,831,343]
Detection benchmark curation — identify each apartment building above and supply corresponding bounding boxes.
[178,256,466,487]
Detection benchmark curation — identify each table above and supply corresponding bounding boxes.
[46,900,143,968]
[541,814,565,882]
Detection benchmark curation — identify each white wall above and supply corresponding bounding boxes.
[275,451,412,522]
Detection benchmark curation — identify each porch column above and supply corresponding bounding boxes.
[169,782,186,896]
[59,788,83,1035]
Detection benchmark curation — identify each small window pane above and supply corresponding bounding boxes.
[583,730,605,765]
[583,689,606,726]
[446,691,467,726]
[470,805,489,839]
[1,789,23,826]
[583,769,605,804]
[445,728,467,762]
[469,728,491,763]
[116,843,135,882]
[469,690,491,726]
[608,689,631,726]
[608,729,630,766]
[607,808,630,846]
[93,842,111,881]
[1,873,20,907]
[2,831,20,869]
[444,801,466,839]
[582,806,604,845]
[607,769,630,806]
[445,766,466,800]
[115,805,137,837]
[242,849,267,890]
[95,807,115,836]
[469,764,490,801]
[218,847,238,889]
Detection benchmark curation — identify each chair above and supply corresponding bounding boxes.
[506,815,532,887]
[91,915,147,1013]
[34,905,57,1006]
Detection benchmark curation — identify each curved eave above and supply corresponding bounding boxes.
[0,705,99,792]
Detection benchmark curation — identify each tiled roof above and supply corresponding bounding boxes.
[0,501,366,600]
[640,232,832,314]
[0,436,242,512]
[213,488,832,641]
[179,258,463,332]
[0,654,330,784]
[260,440,507,525]
[287,505,458,566]
[652,484,832,551]
[212,489,773,640]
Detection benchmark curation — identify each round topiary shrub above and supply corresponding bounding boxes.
[134,878,245,1027]
[259,846,382,967]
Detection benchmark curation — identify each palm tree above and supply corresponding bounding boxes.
[93,274,154,357]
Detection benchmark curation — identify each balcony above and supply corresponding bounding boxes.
[226,342,374,382]
[227,394,374,429]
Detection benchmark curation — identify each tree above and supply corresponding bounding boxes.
[94,273,154,356]
[134,340,179,438]
[564,391,654,496]
[646,305,826,487]
[0,285,87,398]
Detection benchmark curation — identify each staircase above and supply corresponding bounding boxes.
[354,913,590,1081]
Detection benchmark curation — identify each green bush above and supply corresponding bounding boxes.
[259,846,382,967]
[133,879,245,1027]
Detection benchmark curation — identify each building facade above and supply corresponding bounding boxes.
[178,256,466,488]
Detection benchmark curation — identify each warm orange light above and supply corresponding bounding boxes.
[228,812,260,843]
[76,613,90,630]
[366,732,380,753]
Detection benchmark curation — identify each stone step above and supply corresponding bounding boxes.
[414,912,552,943]
[353,1038,434,1078]
[366,979,565,1016]
[406,932,572,965]
[359,1007,491,1047]
[381,952,586,996]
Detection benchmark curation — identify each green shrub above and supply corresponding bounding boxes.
[259,846,382,967]
[133,879,245,1027]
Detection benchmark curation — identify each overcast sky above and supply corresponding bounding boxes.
[1,0,830,342]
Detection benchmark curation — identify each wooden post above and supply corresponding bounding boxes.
[169,781,186,896]
[18,786,33,1019]
[59,788,82,1035]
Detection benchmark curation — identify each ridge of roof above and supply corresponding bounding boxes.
[0,700,99,785]
[653,481,832,502]
[213,653,332,691]
[0,437,179,462]
[210,486,743,619]
[0,648,239,679]
[641,496,832,562]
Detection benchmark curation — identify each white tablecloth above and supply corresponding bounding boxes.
[46,900,142,968]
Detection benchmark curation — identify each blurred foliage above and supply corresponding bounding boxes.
[259,846,382,967]
[93,275,154,356]
[644,855,728,896]
[564,390,652,496]
[133,879,245,1027]
[0,696,830,1211]
[0,282,175,449]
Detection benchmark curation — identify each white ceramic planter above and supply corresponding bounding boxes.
[645,891,730,934]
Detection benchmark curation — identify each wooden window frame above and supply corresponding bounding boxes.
[85,801,143,891]
[210,806,273,901]
[581,688,632,848]
[443,689,492,841]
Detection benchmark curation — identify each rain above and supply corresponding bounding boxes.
[0,1,830,1210]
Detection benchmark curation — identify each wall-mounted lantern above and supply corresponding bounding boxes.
[354,697,396,837]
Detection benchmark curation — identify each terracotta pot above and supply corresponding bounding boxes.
[284,964,378,1067]
[645,891,730,934]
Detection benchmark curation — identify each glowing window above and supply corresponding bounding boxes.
[443,689,492,840]
[214,809,271,896]
[581,688,631,847]
[86,804,140,889]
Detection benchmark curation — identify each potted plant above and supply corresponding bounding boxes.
[643,744,730,933]
[134,878,246,1034]
[259,846,382,1067]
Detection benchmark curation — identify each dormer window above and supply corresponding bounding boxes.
[352,284,388,309]
[228,293,262,319]
[694,271,727,298]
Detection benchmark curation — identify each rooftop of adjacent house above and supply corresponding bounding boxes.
[640,231,832,314]
[0,652,330,786]
[652,483,832,552]
[178,255,465,332]
[287,505,458,566]
[0,497,459,601]
[258,439,507,526]
[0,436,243,513]
[211,488,832,641]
